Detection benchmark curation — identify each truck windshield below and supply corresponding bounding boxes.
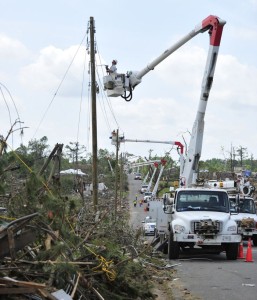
[230,198,256,214]
[144,192,152,196]
[176,190,229,213]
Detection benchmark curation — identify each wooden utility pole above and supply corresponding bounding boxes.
[114,129,119,219]
[119,152,123,208]
[90,16,98,211]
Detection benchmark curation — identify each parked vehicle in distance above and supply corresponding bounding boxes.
[134,173,142,180]
[144,191,153,202]
[140,184,149,194]
[142,216,156,235]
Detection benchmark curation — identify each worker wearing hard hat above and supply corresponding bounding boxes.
[106,59,118,75]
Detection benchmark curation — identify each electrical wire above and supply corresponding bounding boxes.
[95,43,120,129]
[76,47,88,144]
[32,31,88,139]
[0,82,24,145]
[95,70,112,133]
[0,85,12,128]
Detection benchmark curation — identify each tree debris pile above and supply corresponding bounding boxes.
[0,140,179,299]
[0,173,163,299]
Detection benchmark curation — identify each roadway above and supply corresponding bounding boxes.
[127,173,257,300]
[128,173,149,229]
[171,244,257,300]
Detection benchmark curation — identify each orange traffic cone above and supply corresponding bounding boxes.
[245,238,254,262]
[237,241,245,259]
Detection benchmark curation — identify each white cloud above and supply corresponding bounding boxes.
[0,34,29,59]
[1,2,257,162]
[214,54,257,106]
[19,45,89,96]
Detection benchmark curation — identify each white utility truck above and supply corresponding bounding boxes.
[229,194,257,246]
[163,187,241,259]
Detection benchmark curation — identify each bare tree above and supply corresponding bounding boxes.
[236,146,248,168]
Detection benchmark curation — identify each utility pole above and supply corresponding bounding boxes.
[119,152,123,208]
[90,16,98,211]
[114,129,119,219]
[148,149,153,160]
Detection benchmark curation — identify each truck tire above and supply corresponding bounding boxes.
[168,233,180,259]
[225,243,238,260]
[163,243,168,254]
[252,235,257,246]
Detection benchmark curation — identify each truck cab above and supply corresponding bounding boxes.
[144,191,153,202]
[163,188,241,260]
[134,173,142,180]
[140,184,149,194]
[229,195,257,245]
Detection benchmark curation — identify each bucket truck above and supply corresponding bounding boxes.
[110,132,184,200]
[107,15,242,259]
[106,15,226,188]
[163,16,241,260]
[229,194,257,246]
[140,159,167,202]
[126,159,161,193]
[151,159,167,199]
[143,162,159,202]
[110,131,185,178]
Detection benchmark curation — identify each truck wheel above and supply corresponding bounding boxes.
[251,235,257,246]
[225,243,238,260]
[168,234,180,259]
[163,243,168,254]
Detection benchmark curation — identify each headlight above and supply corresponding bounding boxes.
[227,225,237,231]
[174,224,185,233]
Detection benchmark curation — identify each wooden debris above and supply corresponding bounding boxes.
[0,277,57,299]
[0,213,39,259]
[45,230,60,250]
[70,273,80,298]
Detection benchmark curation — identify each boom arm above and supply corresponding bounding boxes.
[103,15,226,99]
[130,15,225,87]
[110,132,184,153]
[152,159,167,197]
[128,160,161,168]
[180,16,225,187]
[110,132,185,176]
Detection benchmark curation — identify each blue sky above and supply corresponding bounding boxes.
[1,0,257,164]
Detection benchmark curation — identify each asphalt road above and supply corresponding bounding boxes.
[128,173,149,229]
[172,244,257,300]
[127,173,257,300]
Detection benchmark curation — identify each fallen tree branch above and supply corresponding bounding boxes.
[4,259,96,265]
[91,286,105,300]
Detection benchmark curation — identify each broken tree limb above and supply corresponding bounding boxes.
[4,259,96,266]
[70,272,80,298]
[0,277,46,288]
[91,286,105,300]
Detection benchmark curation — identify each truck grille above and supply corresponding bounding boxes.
[236,219,255,229]
[191,220,222,235]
